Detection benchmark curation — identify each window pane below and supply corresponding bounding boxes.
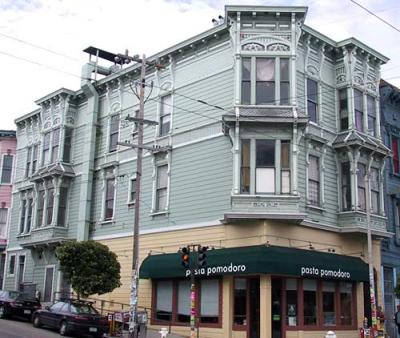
[339,89,348,131]
[280,59,289,81]
[105,178,115,220]
[342,163,351,211]
[161,95,172,116]
[256,82,275,105]
[109,115,119,152]
[63,128,72,162]
[242,81,251,105]
[257,59,274,81]
[156,281,173,321]
[357,164,366,211]
[1,155,13,183]
[280,82,289,105]
[303,279,317,326]
[256,140,275,167]
[281,141,290,169]
[36,188,45,227]
[393,137,399,174]
[354,89,363,112]
[156,188,167,211]
[157,165,168,189]
[177,280,191,322]
[130,179,136,202]
[309,156,319,181]
[281,170,290,194]
[20,201,26,233]
[242,58,251,81]
[323,282,336,326]
[340,282,353,325]
[355,110,364,132]
[26,199,32,232]
[234,278,247,325]
[46,188,54,225]
[286,279,298,326]
[256,168,275,193]
[307,79,318,122]
[308,102,317,123]
[57,187,68,226]
[200,279,219,323]
[241,140,250,193]
[160,114,171,136]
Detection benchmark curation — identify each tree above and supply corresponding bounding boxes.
[56,241,121,298]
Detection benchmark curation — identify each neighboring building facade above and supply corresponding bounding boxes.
[0,130,16,290]
[380,80,400,338]
[5,5,391,338]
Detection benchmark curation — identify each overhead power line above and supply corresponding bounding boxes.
[350,0,400,33]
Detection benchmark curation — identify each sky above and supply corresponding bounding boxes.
[0,0,399,130]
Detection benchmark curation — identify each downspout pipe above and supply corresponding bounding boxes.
[77,64,99,241]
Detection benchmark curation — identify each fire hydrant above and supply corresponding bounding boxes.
[325,331,336,338]
[159,327,168,338]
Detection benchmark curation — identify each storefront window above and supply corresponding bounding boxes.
[155,281,173,321]
[340,282,353,325]
[303,279,317,326]
[177,280,191,323]
[200,279,219,323]
[286,279,298,326]
[323,282,336,326]
[234,278,247,325]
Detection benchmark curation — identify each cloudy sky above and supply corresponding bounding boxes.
[1,0,399,130]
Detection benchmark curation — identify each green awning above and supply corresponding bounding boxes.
[139,245,368,282]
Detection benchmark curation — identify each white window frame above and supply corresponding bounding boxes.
[0,207,8,239]
[305,77,321,125]
[151,155,170,215]
[108,114,120,153]
[100,166,117,222]
[6,253,16,277]
[127,175,137,205]
[15,254,26,290]
[0,153,14,184]
[158,94,173,137]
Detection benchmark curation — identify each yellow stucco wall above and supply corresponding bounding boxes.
[95,220,380,338]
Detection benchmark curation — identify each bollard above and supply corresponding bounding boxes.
[325,331,336,338]
[159,327,169,338]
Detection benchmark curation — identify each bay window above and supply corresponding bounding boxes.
[63,128,72,162]
[341,163,351,211]
[32,145,38,173]
[370,168,380,214]
[354,89,364,132]
[256,140,275,193]
[42,132,50,165]
[36,183,45,227]
[241,57,290,105]
[307,78,318,123]
[339,89,348,131]
[51,127,60,162]
[357,163,366,211]
[46,182,55,225]
[308,156,320,206]
[153,279,221,326]
[57,187,68,226]
[367,95,376,136]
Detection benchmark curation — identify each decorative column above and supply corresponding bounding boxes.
[51,177,61,226]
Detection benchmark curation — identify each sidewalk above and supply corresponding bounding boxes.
[119,328,187,338]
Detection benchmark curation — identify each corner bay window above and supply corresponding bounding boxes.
[354,89,364,132]
[154,279,221,326]
[242,57,290,105]
[240,139,291,194]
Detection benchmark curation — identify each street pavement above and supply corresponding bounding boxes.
[0,317,74,338]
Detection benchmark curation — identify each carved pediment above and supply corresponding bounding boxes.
[241,33,291,52]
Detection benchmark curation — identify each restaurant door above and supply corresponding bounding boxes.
[272,278,282,338]
[248,277,260,338]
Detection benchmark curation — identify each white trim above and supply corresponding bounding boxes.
[43,264,56,302]
[91,219,222,241]
[6,253,16,278]
[6,246,23,252]
[127,175,137,205]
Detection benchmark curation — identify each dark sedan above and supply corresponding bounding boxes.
[32,299,108,337]
[0,290,41,320]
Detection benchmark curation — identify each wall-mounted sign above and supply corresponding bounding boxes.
[185,262,247,277]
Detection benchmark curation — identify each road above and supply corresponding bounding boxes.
[0,317,73,338]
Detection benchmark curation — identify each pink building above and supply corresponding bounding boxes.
[0,130,16,289]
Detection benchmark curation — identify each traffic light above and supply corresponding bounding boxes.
[197,246,208,267]
[180,246,190,268]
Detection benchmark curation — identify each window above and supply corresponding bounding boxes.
[0,208,7,239]
[256,140,275,193]
[1,154,13,184]
[322,282,336,326]
[367,95,376,136]
[160,95,172,136]
[371,168,380,214]
[395,201,400,246]
[46,183,54,225]
[129,178,136,204]
[26,147,32,177]
[105,178,115,220]
[286,279,298,326]
[20,200,26,234]
[339,89,348,131]
[341,163,351,211]
[357,163,366,211]
[281,140,290,193]
[241,57,290,105]
[155,281,173,321]
[57,187,68,226]
[308,156,320,206]
[339,282,353,325]
[200,279,219,324]
[109,115,120,152]
[240,140,250,193]
[42,132,50,165]
[26,196,33,233]
[233,278,247,325]
[8,255,15,276]
[307,78,318,123]
[32,145,38,173]
[36,184,45,227]
[153,279,221,326]
[393,136,400,174]
[51,128,60,162]
[156,165,168,212]
[63,128,72,162]
[303,279,317,326]
[354,89,364,132]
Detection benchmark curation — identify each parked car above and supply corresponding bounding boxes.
[0,290,41,320]
[32,299,108,337]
